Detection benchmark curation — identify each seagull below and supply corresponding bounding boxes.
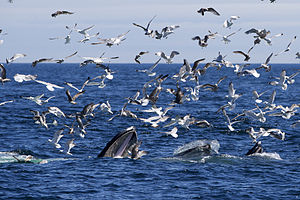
[223,16,240,29]
[256,53,273,72]
[130,141,148,160]
[221,107,241,131]
[199,76,227,92]
[275,36,297,56]
[32,58,53,67]
[71,24,95,38]
[0,64,11,84]
[80,53,119,66]
[66,89,85,104]
[48,128,64,149]
[49,26,74,44]
[192,31,217,47]
[237,68,260,78]
[60,138,75,155]
[100,101,113,114]
[51,10,74,17]
[252,90,268,104]
[269,104,299,119]
[6,53,26,64]
[155,51,180,64]
[34,79,64,91]
[269,69,288,90]
[64,77,90,93]
[296,52,300,59]
[160,127,178,138]
[217,28,241,44]
[263,90,277,110]
[91,30,130,47]
[136,58,161,76]
[244,104,267,123]
[30,110,49,129]
[226,82,242,102]
[48,106,66,118]
[197,7,220,16]
[0,100,13,106]
[233,50,250,62]
[154,25,180,39]
[21,94,55,106]
[134,51,149,64]
[78,32,99,43]
[55,51,78,64]
[133,15,156,36]
[14,74,37,82]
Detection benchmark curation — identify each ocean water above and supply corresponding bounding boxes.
[0,62,299,199]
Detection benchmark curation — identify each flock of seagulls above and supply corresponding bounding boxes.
[0,0,299,160]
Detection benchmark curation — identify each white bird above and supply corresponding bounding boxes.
[160,127,178,138]
[256,53,273,72]
[296,52,300,59]
[155,25,180,39]
[275,36,297,56]
[6,53,26,64]
[269,69,287,90]
[244,105,266,123]
[136,58,161,76]
[217,28,241,44]
[92,30,130,47]
[263,90,277,110]
[221,108,241,131]
[0,100,13,106]
[252,90,268,104]
[21,94,55,106]
[49,28,73,44]
[34,79,64,91]
[60,138,75,155]
[48,128,64,149]
[100,101,113,114]
[72,24,95,38]
[155,51,180,64]
[64,77,90,93]
[133,15,156,36]
[48,106,66,118]
[223,16,240,29]
[14,74,37,82]
[80,53,118,66]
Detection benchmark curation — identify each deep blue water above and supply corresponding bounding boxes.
[0,62,299,199]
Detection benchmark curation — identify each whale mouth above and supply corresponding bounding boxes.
[98,126,138,158]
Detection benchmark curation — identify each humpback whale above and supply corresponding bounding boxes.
[173,139,220,158]
[245,141,263,156]
[98,126,147,159]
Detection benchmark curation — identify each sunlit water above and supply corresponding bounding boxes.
[0,63,299,199]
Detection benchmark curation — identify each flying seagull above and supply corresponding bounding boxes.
[32,58,53,67]
[6,53,26,64]
[91,30,130,47]
[275,36,297,56]
[133,15,156,36]
[55,51,78,64]
[155,51,180,64]
[34,79,64,91]
[134,51,149,64]
[66,89,85,104]
[197,7,220,16]
[51,10,74,17]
